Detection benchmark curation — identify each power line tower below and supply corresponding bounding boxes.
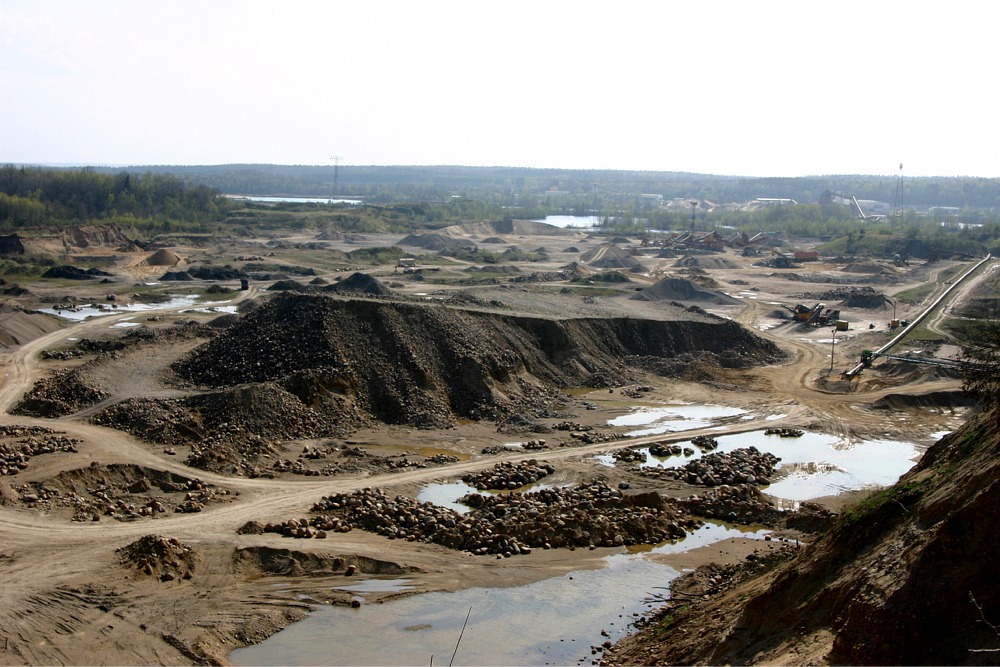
[330,155,343,200]
[892,162,904,230]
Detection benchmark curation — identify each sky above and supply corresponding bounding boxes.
[1,0,997,178]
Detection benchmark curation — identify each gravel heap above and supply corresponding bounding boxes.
[173,293,780,428]
[117,535,198,581]
[324,271,393,296]
[12,369,110,417]
[679,484,785,525]
[0,425,80,476]
[764,427,804,437]
[640,447,780,487]
[649,442,695,457]
[303,481,697,556]
[13,463,233,522]
[461,460,555,490]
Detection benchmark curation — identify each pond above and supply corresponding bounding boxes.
[230,522,768,666]
[595,429,920,504]
[607,404,749,436]
[39,295,237,320]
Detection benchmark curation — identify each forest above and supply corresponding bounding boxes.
[102,163,1000,212]
[2,164,999,258]
[0,165,231,231]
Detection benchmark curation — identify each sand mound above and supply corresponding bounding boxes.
[399,233,475,252]
[841,293,892,309]
[630,277,742,305]
[579,243,645,270]
[674,255,738,270]
[841,261,892,274]
[145,248,181,266]
[0,307,63,347]
[441,220,573,237]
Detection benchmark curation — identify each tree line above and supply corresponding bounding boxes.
[94,164,1000,211]
[0,165,232,231]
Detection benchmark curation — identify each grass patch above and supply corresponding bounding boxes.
[892,282,936,305]
[838,478,928,528]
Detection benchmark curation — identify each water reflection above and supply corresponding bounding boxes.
[231,522,769,666]
[595,429,919,502]
[608,404,747,436]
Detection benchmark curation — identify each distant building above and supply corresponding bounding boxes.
[755,197,798,206]
[929,206,961,216]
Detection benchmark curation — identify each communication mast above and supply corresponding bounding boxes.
[330,155,343,200]
[892,163,904,229]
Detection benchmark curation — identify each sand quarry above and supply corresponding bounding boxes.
[0,221,990,665]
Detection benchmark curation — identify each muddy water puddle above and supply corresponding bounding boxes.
[607,404,749,436]
[418,479,568,513]
[40,295,237,321]
[231,522,766,666]
[597,428,920,503]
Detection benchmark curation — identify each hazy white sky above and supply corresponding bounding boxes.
[1,0,996,177]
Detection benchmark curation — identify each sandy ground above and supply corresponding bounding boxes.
[0,227,989,665]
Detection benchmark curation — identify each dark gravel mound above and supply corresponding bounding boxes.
[159,270,194,281]
[42,266,113,280]
[12,369,110,417]
[172,293,782,432]
[324,272,392,297]
[267,279,312,292]
[631,277,742,305]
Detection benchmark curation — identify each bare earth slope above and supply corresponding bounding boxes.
[605,407,1000,666]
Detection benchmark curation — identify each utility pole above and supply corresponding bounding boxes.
[892,163,904,230]
[830,328,837,374]
[330,155,343,200]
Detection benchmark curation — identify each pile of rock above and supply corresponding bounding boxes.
[257,516,354,539]
[612,448,646,463]
[641,447,779,487]
[304,481,697,556]
[648,442,693,458]
[764,427,804,438]
[118,535,197,581]
[426,454,460,465]
[691,435,719,450]
[566,430,625,445]
[11,369,110,418]
[14,464,233,522]
[0,428,81,475]
[680,484,785,525]
[461,460,555,490]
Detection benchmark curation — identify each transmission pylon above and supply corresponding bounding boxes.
[892,162,904,229]
[330,155,343,200]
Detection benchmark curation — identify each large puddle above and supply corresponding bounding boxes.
[596,429,919,503]
[608,404,748,436]
[230,523,765,666]
[39,295,237,320]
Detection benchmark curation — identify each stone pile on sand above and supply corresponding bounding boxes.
[0,425,79,476]
[461,460,555,490]
[302,481,698,556]
[639,446,780,487]
[679,484,785,525]
[118,535,198,581]
[14,463,233,522]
